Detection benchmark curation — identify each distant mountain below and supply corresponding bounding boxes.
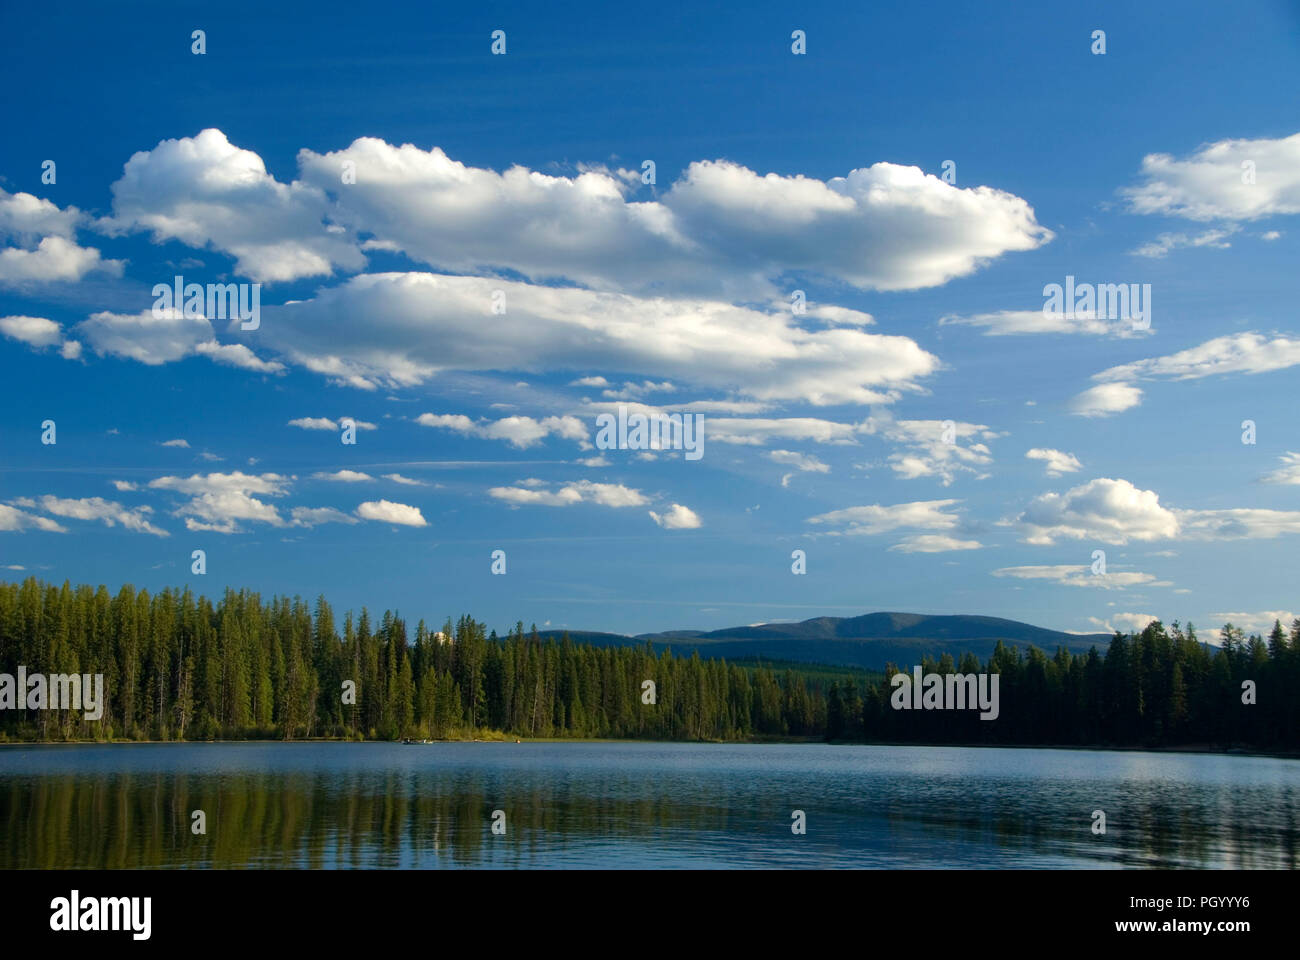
[537,612,1111,671]
[530,629,634,647]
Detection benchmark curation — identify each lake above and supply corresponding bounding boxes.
[1,742,1296,868]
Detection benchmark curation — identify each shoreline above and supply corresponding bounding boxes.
[1,737,1295,761]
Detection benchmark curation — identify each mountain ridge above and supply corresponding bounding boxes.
[536,611,1113,671]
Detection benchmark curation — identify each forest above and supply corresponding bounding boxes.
[0,578,1296,749]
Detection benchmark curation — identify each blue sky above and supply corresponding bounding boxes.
[2,0,1299,640]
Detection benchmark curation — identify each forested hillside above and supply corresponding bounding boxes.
[0,578,822,742]
[828,621,1299,748]
[0,578,1295,749]
[542,612,1112,670]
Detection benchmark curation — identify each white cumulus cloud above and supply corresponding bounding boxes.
[355,499,427,527]
[1025,448,1082,477]
[807,499,963,536]
[1262,452,1300,485]
[1069,382,1143,417]
[76,308,283,372]
[649,503,702,529]
[106,129,365,282]
[417,411,588,448]
[0,188,123,285]
[993,565,1169,589]
[261,273,939,405]
[295,138,1051,296]
[10,495,167,537]
[148,471,291,533]
[488,480,648,508]
[889,534,982,553]
[1122,132,1300,221]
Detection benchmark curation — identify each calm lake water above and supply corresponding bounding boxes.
[1,742,1296,869]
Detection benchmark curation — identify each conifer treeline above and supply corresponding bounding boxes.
[832,619,1299,748]
[0,579,820,742]
[0,579,1296,749]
